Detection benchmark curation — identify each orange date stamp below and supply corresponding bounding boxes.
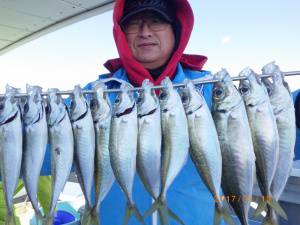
[214,195,271,203]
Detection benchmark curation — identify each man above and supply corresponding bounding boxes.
[83,0,217,224]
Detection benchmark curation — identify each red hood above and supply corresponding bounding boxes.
[106,0,207,86]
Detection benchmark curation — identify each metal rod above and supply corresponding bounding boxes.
[1,71,300,98]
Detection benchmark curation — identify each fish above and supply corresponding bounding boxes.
[180,80,234,225]
[238,68,287,222]
[70,85,95,224]
[0,85,23,225]
[89,81,115,225]
[145,77,189,225]
[211,69,256,225]
[136,80,162,221]
[43,88,74,225]
[109,83,144,225]
[260,62,296,224]
[22,85,48,222]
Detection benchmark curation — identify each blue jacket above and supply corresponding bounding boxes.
[292,90,300,161]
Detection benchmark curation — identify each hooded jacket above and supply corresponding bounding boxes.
[104,0,208,86]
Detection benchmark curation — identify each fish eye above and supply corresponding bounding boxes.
[23,102,29,113]
[136,96,143,104]
[239,85,250,96]
[213,87,225,99]
[266,86,272,95]
[45,105,51,114]
[0,103,4,111]
[159,92,168,100]
[115,96,122,104]
[181,94,189,103]
[90,99,98,110]
[70,101,75,111]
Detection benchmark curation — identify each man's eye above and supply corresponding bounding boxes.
[128,20,140,26]
[151,18,162,24]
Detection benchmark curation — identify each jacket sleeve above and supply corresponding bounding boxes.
[292,90,300,161]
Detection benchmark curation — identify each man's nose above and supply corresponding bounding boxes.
[139,22,153,37]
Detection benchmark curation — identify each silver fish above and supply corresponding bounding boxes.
[22,84,48,221]
[137,80,162,223]
[0,85,23,225]
[212,69,256,225]
[145,77,189,225]
[261,62,296,224]
[70,85,95,224]
[238,68,287,222]
[180,80,234,225]
[44,88,74,224]
[109,83,144,225]
[90,81,115,225]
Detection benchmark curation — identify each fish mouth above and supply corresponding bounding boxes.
[186,105,202,115]
[138,107,157,118]
[71,102,89,122]
[49,112,66,128]
[116,103,135,118]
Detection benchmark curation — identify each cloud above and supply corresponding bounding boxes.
[221,36,232,45]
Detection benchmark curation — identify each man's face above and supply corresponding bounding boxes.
[122,12,175,70]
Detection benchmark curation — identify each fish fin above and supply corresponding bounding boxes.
[5,213,16,225]
[89,207,101,225]
[262,209,279,225]
[41,215,54,225]
[268,198,287,220]
[122,203,145,225]
[144,200,160,217]
[157,208,165,225]
[214,204,235,225]
[35,211,44,223]
[159,205,170,225]
[144,198,184,225]
[167,207,185,225]
[81,206,93,225]
[253,200,267,218]
[214,206,221,225]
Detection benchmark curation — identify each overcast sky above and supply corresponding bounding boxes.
[0,0,299,93]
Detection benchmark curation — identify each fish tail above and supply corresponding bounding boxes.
[35,212,45,224]
[262,208,279,225]
[5,212,16,225]
[253,196,287,220]
[123,202,145,225]
[89,206,101,225]
[214,203,235,225]
[41,215,55,225]
[268,198,287,220]
[144,197,184,225]
[81,206,93,225]
[253,199,267,218]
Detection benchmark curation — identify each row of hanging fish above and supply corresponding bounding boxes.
[0,61,296,225]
